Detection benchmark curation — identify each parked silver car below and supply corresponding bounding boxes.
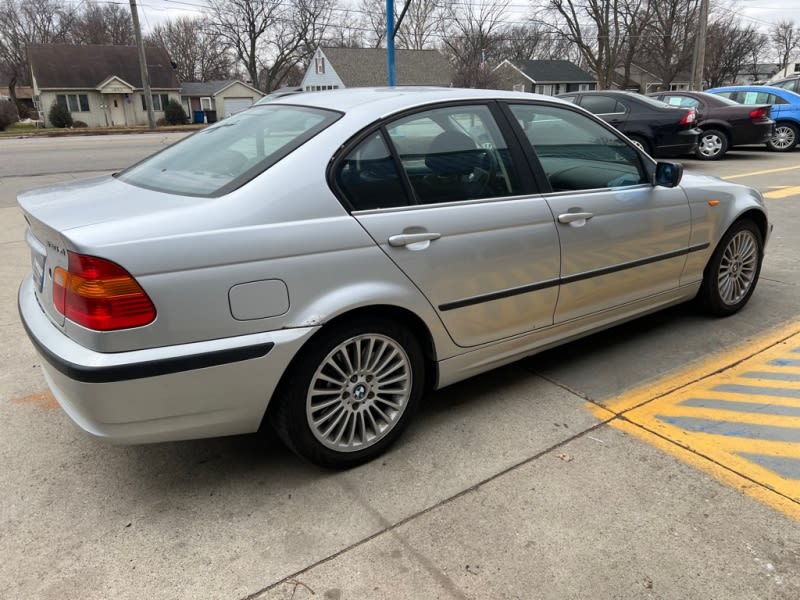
[18,88,770,468]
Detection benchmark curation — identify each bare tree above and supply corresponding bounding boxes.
[394,0,443,50]
[539,0,648,89]
[205,0,282,88]
[0,0,76,109]
[147,17,234,82]
[637,0,697,90]
[72,2,134,45]
[704,17,763,88]
[258,0,337,90]
[438,0,509,88]
[771,19,800,71]
[206,0,336,91]
[355,0,388,48]
[326,8,368,48]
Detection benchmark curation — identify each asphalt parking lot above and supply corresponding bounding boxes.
[1,135,799,599]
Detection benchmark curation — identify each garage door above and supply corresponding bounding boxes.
[224,97,254,117]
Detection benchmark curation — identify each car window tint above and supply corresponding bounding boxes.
[771,94,789,105]
[509,104,648,192]
[740,91,773,105]
[117,105,340,197]
[715,91,736,100]
[334,131,410,211]
[385,105,523,205]
[665,95,700,108]
[559,95,579,104]
[580,95,623,114]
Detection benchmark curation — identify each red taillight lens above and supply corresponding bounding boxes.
[749,107,768,120]
[52,252,156,331]
[679,108,696,125]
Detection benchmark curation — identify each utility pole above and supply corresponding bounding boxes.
[691,0,709,91]
[386,0,395,86]
[130,0,156,129]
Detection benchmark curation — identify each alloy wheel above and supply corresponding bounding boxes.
[306,334,412,452]
[771,125,796,150]
[717,229,759,306]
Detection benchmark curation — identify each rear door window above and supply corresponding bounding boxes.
[579,95,624,115]
[384,105,525,205]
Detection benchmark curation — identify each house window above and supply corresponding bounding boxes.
[200,96,213,110]
[535,84,554,95]
[579,83,593,91]
[56,94,90,112]
[141,94,171,111]
[315,57,325,74]
[306,85,338,91]
[512,83,525,92]
[794,63,800,73]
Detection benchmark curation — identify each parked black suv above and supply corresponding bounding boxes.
[556,90,701,157]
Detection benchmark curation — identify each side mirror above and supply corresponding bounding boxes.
[654,161,683,188]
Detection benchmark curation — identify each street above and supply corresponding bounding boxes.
[1,133,799,599]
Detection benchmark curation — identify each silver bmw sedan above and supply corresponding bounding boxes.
[18,87,769,468]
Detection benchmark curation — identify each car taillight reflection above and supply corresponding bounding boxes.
[52,252,156,331]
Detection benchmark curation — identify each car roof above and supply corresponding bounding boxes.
[266,86,569,115]
[706,84,800,99]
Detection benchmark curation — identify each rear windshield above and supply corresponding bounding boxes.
[117,104,341,197]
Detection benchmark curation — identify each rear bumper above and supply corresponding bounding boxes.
[731,122,774,146]
[18,274,317,443]
[653,128,701,157]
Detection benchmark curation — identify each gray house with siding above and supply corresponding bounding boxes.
[301,47,453,90]
[493,59,596,95]
[28,44,181,128]
[181,80,264,123]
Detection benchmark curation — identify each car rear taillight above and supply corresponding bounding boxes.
[52,252,156,331]
[679,108,697,125]
[749,107,769,120]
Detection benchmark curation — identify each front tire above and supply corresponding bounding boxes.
[766,122,798,152]
[270,318,425,469]
[697,220,763,317]
[695,129,728,160]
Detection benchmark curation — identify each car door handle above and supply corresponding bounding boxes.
[558,212,594,224]
[388,232,442,247]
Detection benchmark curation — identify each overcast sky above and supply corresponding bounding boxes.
[137,0,800,37]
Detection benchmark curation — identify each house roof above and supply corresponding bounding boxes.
[0,86,33,99]
[319,47,452,87]
[181,80,262,96]
[27,44,180,90]
[513,59,595,83]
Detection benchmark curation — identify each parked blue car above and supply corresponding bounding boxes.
[705,85,800,151]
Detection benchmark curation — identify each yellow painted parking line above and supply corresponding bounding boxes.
[721,165,800,180]
[588,323,800,521]
[764,186,800,199]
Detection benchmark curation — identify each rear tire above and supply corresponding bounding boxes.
[766,122,798,152]
[697,219,763,317]
[270,318,425,469]
[695,129,728,160]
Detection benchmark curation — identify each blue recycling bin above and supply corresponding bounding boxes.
[193,110,204,124]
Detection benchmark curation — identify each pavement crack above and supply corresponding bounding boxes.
[240,420,610,600]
